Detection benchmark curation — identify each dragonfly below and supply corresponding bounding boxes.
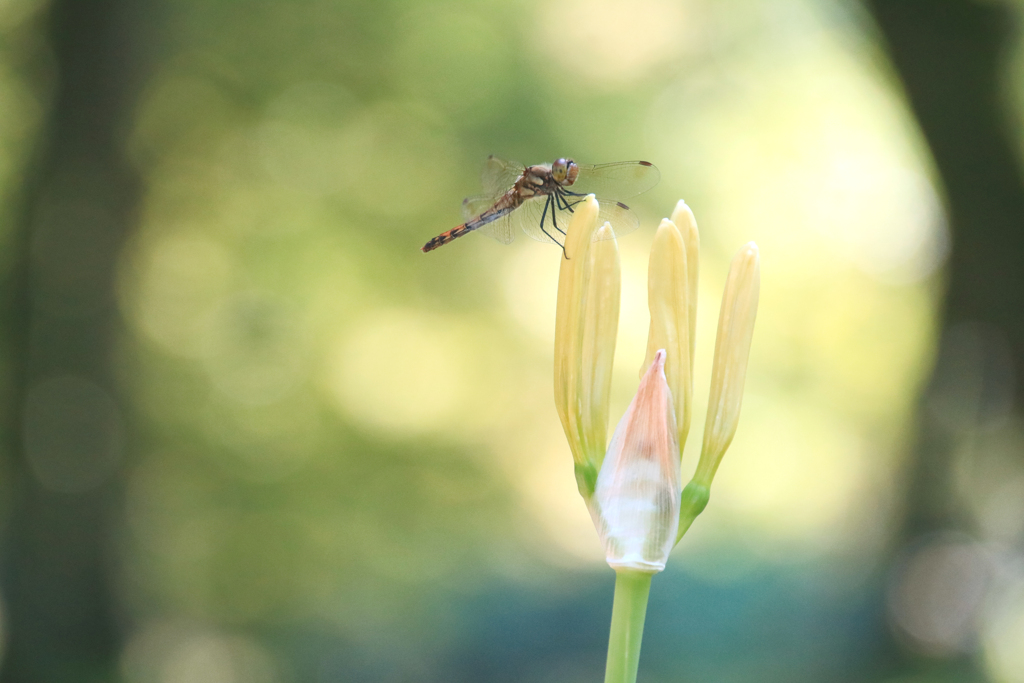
[421,156,660,253]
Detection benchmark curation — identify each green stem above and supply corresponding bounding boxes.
[603,569,653,683]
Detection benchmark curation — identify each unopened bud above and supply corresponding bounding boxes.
[590,350,681,573]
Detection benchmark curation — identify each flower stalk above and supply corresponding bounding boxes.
[604,570,652,683]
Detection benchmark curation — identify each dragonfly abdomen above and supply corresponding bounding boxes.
[421,224,474,252]
[421,192,521,252]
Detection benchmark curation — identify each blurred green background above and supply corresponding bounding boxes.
[1,0,1023,681]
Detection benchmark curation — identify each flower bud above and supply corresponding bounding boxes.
[670,200,700,372]
[554,196,620,498]
[642,217,694,450]
[590,350,681,573]
[694,242,760,486]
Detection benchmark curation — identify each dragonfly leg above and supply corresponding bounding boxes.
[540,194,565,236]
[554,191,571,213]
[537,195,566,254]
[557,189,585,215]
[550,203,566,236]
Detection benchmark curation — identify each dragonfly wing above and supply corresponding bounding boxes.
[512,194,640,247]
[476,195,566,247]
[593,199,640,241]
[569,161,660,200]
[507,197,563,246]
[480,155,526,197]
[469,199,564,247]
[477,213,518,245]
[461,193,519,245]
[514,194,608,246]
[462,194,497,221]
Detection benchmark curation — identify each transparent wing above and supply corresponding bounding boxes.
[479,220,517,245]
[593,199,640,241]
[462,194,516,245]
[458,197,564,248]
[462,194,496,221]
[482,198,551,246]
[518,197,565,246]
[568,161,661,201]
[461,195,640,248]
[480,155,525,197]
[493,195,641,247]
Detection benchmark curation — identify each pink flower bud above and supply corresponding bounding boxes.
[590,350,681,572]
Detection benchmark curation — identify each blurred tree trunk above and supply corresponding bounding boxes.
[866,0,1024,679]
[0,0,156,680]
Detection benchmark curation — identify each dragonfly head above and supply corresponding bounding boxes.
[552,158,579,186]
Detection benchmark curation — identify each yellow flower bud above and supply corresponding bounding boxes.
[694,242,760,486]
[553,196,620,497]
[642,217,694,450]
[670,200,700,373]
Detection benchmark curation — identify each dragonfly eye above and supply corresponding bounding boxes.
[564,160,579,186]
[552,158,570,183]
